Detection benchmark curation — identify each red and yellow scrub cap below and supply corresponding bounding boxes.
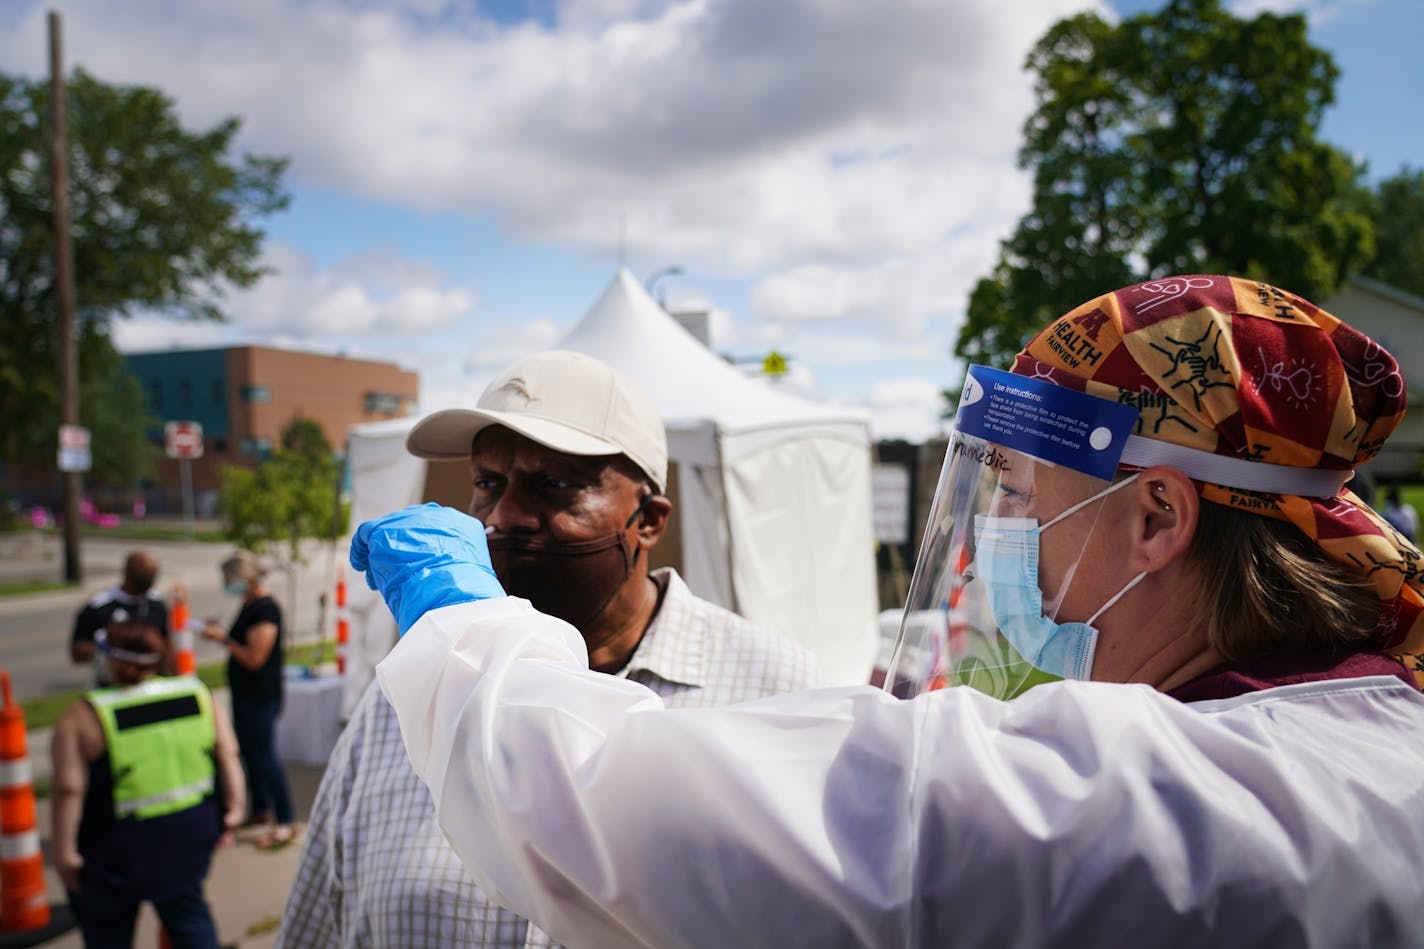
[1012,275,1423,677]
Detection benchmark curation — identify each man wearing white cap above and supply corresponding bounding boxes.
[278,350,821,948]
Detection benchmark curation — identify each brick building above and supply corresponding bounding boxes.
[123,346,419,515]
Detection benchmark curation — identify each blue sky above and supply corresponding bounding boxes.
[1,0,1418,440]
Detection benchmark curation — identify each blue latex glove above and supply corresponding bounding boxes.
[350,503,506,636]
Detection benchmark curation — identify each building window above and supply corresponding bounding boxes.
[241,436,272,458]
[212,380,225,405]
[149,381,163,409]
[240,385,272,404]
[179,379,192,407]
[365,391,404,414]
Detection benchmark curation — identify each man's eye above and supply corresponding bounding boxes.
[472,477,501,491]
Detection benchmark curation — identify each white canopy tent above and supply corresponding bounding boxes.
[340,269,879,713]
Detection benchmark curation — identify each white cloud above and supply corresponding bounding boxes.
[0,0,1130,436]
[463,319,563,371]
[227,243,475,337]
[790,332,958,368]
[662,294,785,351]
[863,378,952,443]
[0,0,1096,284]
[747,226,1002,338]
[389,316,565,417]
[113,241,480,370]
[112,316,232,353]
[1228,0,1360,25]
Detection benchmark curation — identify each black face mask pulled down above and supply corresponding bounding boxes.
[487,532,637,633]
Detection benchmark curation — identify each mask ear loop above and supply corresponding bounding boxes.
[1042,473,1141,613]
[1041,472,1141,532]
[1085,570,1147,626]
[623,491,656,530]
[624,490,659,566]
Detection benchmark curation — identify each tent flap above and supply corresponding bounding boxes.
[720,422,879,685]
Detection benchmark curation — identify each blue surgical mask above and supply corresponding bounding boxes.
[972,475,1144,681]
[224,579,248,597]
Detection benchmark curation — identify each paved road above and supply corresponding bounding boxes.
[0,530,348,702]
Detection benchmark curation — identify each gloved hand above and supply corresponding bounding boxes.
[350,503,506,636]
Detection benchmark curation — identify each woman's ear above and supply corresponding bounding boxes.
[1128,466,1197,572]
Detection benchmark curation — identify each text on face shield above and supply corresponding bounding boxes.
[949,438,1011,472]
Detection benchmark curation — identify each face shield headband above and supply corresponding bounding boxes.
[883,365,1138,700]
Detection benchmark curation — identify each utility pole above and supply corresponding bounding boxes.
[50,10,82,583]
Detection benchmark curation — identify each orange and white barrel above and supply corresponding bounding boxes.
[335,576,349,676]
[170,585,196,675]
[0,670,49,933]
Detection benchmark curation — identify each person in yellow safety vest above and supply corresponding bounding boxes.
[50,607,245,949]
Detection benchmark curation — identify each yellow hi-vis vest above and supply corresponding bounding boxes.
[87,676,217,821]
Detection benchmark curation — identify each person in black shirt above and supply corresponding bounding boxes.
[200,551,294,849]
[71,551,172,687]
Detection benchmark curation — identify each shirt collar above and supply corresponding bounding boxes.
[617,568,707,690]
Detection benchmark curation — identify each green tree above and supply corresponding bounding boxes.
[1360,168,1424,298]
[220,416,348,627]
[956,0,1373,372]
[78,340,156,486]
[220,416,346,558]
[6,320,158,487]
[0,68,288,476]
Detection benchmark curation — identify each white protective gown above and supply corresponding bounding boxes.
[378,599,1424,949]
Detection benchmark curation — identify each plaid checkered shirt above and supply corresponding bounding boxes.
[276,568,822,948]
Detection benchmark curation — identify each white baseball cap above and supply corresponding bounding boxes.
[406,350,668,492]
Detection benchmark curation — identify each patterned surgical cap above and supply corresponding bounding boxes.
[1012,275,1423,680]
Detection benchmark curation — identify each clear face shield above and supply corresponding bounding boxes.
[883,365,1140,701]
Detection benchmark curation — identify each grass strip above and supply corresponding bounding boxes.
[0,579,78,599]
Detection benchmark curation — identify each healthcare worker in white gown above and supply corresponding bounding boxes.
[362,275,1424,949]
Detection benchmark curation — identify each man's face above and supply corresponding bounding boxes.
[469,426,646,545]
[124,554,159,594]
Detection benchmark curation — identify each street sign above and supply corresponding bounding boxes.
[165,420,204,459]
[872,464,911,545]
[57,424,91,472]
[762,350,788,377]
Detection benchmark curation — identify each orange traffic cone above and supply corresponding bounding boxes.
[335,576,349,676]
[0,670,47,936]
[170,587,196,676]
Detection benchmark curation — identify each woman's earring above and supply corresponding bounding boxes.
[1154,482,1172,512]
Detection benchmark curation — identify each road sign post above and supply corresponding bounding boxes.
[164,421,204,535]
